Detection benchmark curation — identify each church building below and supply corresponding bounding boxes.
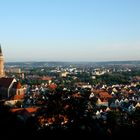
[0,45,24,100]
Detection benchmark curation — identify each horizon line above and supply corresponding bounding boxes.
[5,59,140,63]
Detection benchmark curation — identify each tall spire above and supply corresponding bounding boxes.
[0,44,4,77]
[0,44,2,56]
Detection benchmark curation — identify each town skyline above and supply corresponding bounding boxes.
[1,0,140,62]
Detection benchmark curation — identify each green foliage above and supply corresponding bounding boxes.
[95,73,130,85]
[131,107,140,125]
[107,110,121,125]
[15,101,23,108]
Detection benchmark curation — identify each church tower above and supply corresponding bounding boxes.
[0,45,5,77]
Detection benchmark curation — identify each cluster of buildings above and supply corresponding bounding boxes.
[1,45,140,138]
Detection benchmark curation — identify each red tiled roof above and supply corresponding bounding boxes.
[13,94,24,100]
[12,82,22,89]
[49,83,57,90]
[92,89,106,95]
[99,92,112,98]
[25,107,39,113]
[10,108,23,113]
[41,76,52,81]
[10,107,39,114]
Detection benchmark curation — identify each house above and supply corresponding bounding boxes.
[12,82,25,100]
[0,77,24,100]
[41,76,52,84]
[10,107,39,122]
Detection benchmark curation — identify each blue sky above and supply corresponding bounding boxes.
[0,0,140,62]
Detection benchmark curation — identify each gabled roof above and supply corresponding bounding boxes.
[135,103,140,108]
[99,91,113,99]
[25,107,39,113]
[11,107,39,114]
[0,77,15,88]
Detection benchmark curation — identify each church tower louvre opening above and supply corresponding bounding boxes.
[0,45,5,77]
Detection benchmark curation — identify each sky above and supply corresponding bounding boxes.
[0,0,140,62]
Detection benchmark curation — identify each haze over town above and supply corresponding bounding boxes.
[1,1,140,139]
[0,0,140,62]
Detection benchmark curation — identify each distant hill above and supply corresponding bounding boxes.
[5,60,140,68]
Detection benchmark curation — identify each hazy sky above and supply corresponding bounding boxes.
[0,0,140,62]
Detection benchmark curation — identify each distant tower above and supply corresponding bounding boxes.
[0,45,5,77]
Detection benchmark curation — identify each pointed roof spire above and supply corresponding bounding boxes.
[0,44,3,56]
